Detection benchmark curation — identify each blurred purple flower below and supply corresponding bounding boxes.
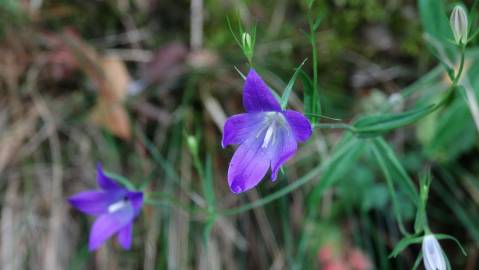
[222,69,312,194]
[68,164,143,251]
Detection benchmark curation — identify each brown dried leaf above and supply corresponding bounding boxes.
[90,99,131,140]
[99,55,130,102]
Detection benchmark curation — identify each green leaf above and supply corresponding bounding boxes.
[371,141,409,236]
[308,133,363,206]
[203,155,216,208]
[412,252,423,270]
[312,14,323,31]
[418,0,453,42]
[280,59,308,109]
[353,104,437,138]
[434,234,467,256]
[389,234,423,258]
[203,214,217,248]
[425,97,477,161]
[373,138,419,202]
[300,70,314,114]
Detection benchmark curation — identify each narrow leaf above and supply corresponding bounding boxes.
[389,235,423,258]
[374,137,419,203]
[281,59,308,109]
[313,14,322,31]
[371,141,409,236]
[353,104,437,138]
[434,233,467,256]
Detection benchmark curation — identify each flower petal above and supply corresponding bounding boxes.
[97,164,122,190]
[68,190,126,216]
[117,223,133,249]
[422,235,446,270]
[270,126,297,180]
[283,110,312,143]
[227,136,273,194]
[88,205,135,251]
[222,113,265,148]
[243,69,281,112]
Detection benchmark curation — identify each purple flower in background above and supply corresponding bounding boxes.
[68,165,143,251]
[222,69,312,194]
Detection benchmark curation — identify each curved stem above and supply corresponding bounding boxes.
[314,123,354,130]
[451,45,466,87]
[220,137,357,216]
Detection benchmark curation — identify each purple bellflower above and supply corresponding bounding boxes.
[68,165,143,251]
[222,69,312,194]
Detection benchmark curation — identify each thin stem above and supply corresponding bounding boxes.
[436,45,466,108]
[219,165,322,216]
[314,123,354,130]
[220,136,357,216]
[308,10,320,120]
[451,45,466,87]
[371,142,409,236]
[144,192,209,216]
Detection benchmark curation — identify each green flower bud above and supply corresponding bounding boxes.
[241,32,254,63]
[187,136,199,156]
[241,32,252,51]
[450,5,468,45]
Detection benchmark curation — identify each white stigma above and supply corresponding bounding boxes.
[108,200,128,213]
[262,124,276,148]
[258,112,286,149]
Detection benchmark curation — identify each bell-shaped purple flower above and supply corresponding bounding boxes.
[68,164,143,251]
[222,69,312,194]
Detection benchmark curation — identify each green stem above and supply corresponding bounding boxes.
[436,45,466,108]
[451,45,466,87]
[220,136,357,216]
[144,192,208,216]
[371,141,409,236]
[219,166,322,216]
[314,123,354,130]
[308,10,320,121]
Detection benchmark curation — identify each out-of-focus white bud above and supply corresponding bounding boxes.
[450,5,469,45]
[422,234,447,270]
[186,135,199,156]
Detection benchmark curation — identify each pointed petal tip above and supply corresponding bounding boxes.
[117,223,133,249]
[88,237,103,252]
[229,181,245,194]
[221,137,227,149]
[243,68,281,112]
[96,163,122,190]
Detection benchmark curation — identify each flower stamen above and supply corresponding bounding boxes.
[108,200,128,213]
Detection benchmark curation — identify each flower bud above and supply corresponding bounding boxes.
[241,32,253,59]
[422,234,446,270]
[241,32,252,48]
[450,5,468,45]
[186,135,199,156]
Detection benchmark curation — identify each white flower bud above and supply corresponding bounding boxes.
[450,5,469,45]
[422,234,447,270]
